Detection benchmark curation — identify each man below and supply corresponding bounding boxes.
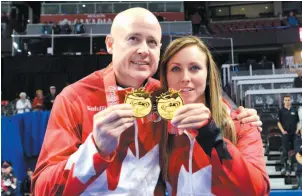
[191,11,201,35]
[44,86,57,110]
[278,95,300,175]
[296,145,302,189]
[20,168,33,196]
[293,69,302,88]
[32,8,263,195]
[1,161,17,196]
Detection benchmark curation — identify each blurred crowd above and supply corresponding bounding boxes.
[1,161,32,196]
[1,86,57,116]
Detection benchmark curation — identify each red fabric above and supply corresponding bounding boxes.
[166,109,270,196]
[32,97,44,110]
[32,65,162,195]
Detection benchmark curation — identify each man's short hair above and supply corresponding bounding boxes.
[283,95,291,99]
[50,86,56,89]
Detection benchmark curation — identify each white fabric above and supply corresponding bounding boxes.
[81,145,160,196]
[16,99,31,114]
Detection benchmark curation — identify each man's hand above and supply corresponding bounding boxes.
[235,106,263,132]
[282,130,288,135]
[171,103,211,135]
[92,104,135,157]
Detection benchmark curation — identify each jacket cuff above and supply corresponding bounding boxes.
[195,119,231,161]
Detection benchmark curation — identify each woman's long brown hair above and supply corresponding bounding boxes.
[159,36,237,181]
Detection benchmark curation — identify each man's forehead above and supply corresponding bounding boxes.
[124,23,161,38]
[127,32,160,40]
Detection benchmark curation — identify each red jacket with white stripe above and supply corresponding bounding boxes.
[32,65,163,195]
[165,111,270,196]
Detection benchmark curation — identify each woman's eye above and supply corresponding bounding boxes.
[190,65,201,71]
[171,67,180,72]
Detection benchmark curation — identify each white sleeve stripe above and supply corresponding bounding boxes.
[65,133,98,184]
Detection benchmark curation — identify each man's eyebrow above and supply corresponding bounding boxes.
[128,33,142,37]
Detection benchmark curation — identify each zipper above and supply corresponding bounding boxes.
[189,137,195,195]
[134,120,139,159]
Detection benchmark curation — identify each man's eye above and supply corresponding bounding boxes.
[129,37,138,41]
[148,40,157,46]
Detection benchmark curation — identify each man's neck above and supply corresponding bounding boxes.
[116,76,148,89]
[285,105,291,110]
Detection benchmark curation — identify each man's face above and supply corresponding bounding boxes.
[107,17,161,87]
[284,97,291,107]
[27,170,33,177]
[50,88,56,95]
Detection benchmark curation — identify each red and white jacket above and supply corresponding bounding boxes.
[165,111,270,196]
[32,65,163,195]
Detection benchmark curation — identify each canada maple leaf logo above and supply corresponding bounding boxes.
[82,145,160,195]
[166,165,214,196]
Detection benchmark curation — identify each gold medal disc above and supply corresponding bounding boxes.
[156,89,184,120]
[124,88,152,118]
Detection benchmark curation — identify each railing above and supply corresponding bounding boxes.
[41,1,184,15]
[10,21,192,56]
[25,21,191,35]
[1,2,11,13]
[244,88,302,108]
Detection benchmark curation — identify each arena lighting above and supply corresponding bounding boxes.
[13,42,18,49]
[82,4,86,7]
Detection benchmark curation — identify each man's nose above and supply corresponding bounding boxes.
[137,42,149,57]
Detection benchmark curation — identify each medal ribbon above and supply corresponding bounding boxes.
[103,64,120,107]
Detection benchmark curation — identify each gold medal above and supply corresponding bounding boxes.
[124,88,152,118]
[156,89,184,120]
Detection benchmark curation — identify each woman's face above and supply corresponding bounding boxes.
[166,45,208,104]
[37,91,43,98]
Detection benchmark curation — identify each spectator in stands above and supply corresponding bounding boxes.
[155,13,164,22]
[44,86,57,110]
[74,19,85,34]
[52,22,61,34]
[191,11,201,35]
[20,168,32,196]
[287,11,299,27]
[1,13,8,23]
[278,95,300,175]
[31,8,263,195]
[41,21,51,35]
[16,92,31,114]
[1,161,17,196]
[32,89,44,111]
[159,36,270,195]
[296,145,302,189]
[61,20,72,34]
[294,69,302,88]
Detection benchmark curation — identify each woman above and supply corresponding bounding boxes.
[159,36,270,195]
[32,89,44,111]
[16,92,31,114]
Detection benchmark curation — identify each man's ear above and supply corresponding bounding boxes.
[105,35,113,54]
